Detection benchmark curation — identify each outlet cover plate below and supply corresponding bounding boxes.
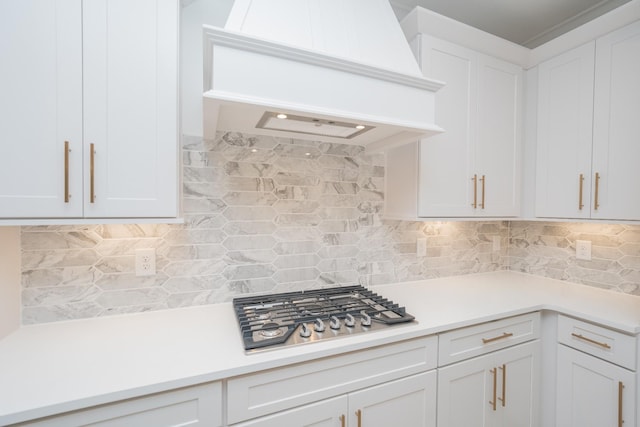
[576,240,592,261]
[135,248,156,276]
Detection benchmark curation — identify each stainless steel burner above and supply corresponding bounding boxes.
[258,323,284,338]
[234,285,415,353]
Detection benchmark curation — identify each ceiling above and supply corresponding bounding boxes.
[390,0,632,48]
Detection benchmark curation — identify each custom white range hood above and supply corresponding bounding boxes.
[203,0,444,152]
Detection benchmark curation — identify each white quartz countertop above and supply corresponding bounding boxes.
[2,271,640,425]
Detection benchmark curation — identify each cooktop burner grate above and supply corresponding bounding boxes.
[232,285,415,352]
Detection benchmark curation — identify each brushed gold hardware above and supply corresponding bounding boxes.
[64,141,70,203]
[571,333,611,349]
[340,414,346,427]
[578,174,584,210]
[482,332,514,344]
[594,172,601,210]
[499,364,506,407]
[480,174,486,209]
[489,367,497,411]
[618,381,624,427]
[356,409,362,427]
[90,143,96,203]
[471,174,478,208]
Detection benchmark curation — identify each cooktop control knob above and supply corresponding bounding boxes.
[330,316,341,330]
[299,323,311,338]
[314,318,325,332]
[361,311,372,327]
[345,313,356,327]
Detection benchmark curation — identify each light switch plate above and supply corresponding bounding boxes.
[416,238,427,257]
[492,236,501,252]
[576,240,592,261]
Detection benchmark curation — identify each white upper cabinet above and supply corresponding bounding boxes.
[535,42,595,219]
[0,0,178,220]
[385,35,522,219]
[536,20,640,221]
[0,0,84,218]
[591,20,640,221]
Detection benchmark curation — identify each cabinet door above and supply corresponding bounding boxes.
[0,0,83,218]
[82,0,178,218]
[349,371,436,427]
[592,20,640,221]
[536,42,595,219]
[499,341,539,427]
[438,341,539,427]
[438,351,496,427]
[418,36,476,217]
[233,396,347,427]
[476,55,522,217]
[556,345,636,427]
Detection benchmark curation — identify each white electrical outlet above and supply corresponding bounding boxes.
[135,248,156,276]
[575,240,592,261]
[492,235,501,252]
[416,238,427,257]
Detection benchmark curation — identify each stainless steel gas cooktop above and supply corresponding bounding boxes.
[232,285,415,353]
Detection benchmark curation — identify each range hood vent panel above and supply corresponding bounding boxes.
[203,0,444,152]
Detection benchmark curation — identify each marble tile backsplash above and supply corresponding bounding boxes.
[20,133,640,324]
[20,133,508,324]
[508,221,640,294]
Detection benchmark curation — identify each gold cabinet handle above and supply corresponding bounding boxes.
[594,172,600,210]
[471,174,478,208]
[498,364,506,407]
[618,381,624,427]
[339,414,345,427]
[480,174,486,209]
[489,367,497,411]
[90,143,96,203]
[571,333,611,349]
[64,141,70,203]
[482,332,513,344]
[356,409,362,427]
[578,173,584,210]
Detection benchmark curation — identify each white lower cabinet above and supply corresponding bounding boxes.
[227,337,438,426]
[437,340,540,427]
[12,382,222,427]
[234,372,437,427]
[556,345,636,427]
[555,314,637,427]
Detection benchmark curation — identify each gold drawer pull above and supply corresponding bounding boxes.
[618,381,624,427]
[578,173,584,210]
[471,174,478,208]
[489,367,497,411]
[594,172,601,210]
[571,333,611,349]
[482,332,513,344]
[480,174,486,209]
[356,409,362,427]
[90,143,96,203]
[340,414,345,427]
[499,364,506,407]
[64,141,70,203]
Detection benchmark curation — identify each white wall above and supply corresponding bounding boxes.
[0,227,20,338]
[180,0,233,137]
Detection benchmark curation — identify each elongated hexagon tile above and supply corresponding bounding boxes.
[223,221,277,236]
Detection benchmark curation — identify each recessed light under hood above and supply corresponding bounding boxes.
[256,112,374,139]
[202,0,445,152]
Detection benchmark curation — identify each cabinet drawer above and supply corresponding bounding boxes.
[13,382,222,427]
[557,314,637,370]
[227,336,437,424]
[438,312,540,366]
